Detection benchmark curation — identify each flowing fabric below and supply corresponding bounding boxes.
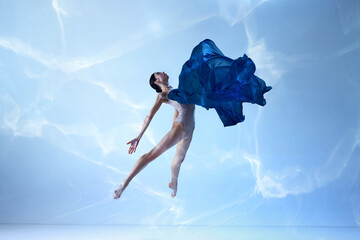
[168,39,272,127]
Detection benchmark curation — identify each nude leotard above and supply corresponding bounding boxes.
[165,99,195,138]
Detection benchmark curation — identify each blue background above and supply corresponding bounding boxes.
[0,0,359,235]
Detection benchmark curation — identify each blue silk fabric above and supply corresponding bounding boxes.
[168,39,272,127]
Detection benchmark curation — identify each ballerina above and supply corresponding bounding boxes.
[114,39,271,199]
[114,71,195,199]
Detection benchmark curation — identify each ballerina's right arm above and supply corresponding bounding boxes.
[127,93,165,154]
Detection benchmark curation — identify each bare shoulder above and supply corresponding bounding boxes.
[157,92,169,103]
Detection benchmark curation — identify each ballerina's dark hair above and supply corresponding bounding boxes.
[149,73,162,93]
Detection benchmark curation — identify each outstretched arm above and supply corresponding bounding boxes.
[127,93,165,154]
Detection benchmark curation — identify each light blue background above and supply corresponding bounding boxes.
[0,0,359,232]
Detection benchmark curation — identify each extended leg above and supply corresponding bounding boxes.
[168,133,193,198]
[114,124,185,199]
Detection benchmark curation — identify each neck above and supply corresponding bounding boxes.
[159,84,172,92]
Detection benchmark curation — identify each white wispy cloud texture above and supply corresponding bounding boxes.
[52,0,67,50]
[0,36,106,73]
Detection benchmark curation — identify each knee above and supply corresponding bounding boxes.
[144,151,156,162]
[140,153,151,163]
[172,157,185,167]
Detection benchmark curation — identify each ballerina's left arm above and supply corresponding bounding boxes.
[127,93,165,154]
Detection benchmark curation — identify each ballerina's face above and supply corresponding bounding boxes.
[154,72,169,85]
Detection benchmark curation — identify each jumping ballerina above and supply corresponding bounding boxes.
[114,71,195,199]
[114,39,271,199]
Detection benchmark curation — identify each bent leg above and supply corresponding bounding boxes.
[168,132,193,198]
[114,124,185,199]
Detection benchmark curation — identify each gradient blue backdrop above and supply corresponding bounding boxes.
[1,0,360,232]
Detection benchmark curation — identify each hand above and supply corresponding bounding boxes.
[127,138,140,154]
